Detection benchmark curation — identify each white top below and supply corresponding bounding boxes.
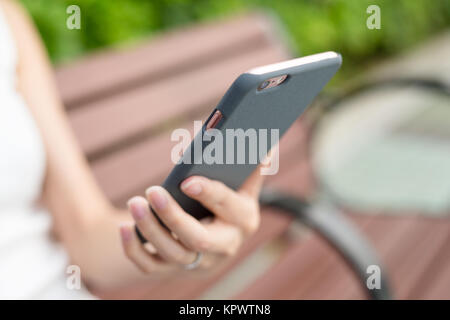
[0,7,92,299]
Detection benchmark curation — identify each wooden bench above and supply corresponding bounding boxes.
[55,13,450,299]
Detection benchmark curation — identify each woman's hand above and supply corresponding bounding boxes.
[120,168,264,274]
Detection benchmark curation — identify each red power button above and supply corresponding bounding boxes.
[206,110,223,131]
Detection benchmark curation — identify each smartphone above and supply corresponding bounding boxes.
[140,52,341,236]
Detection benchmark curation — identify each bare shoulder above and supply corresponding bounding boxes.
[0,0,43,56]
[0,0,31,26]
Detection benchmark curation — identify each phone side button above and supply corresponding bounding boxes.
[205,110,223,131]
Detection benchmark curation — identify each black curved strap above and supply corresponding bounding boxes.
[259,188,392,300]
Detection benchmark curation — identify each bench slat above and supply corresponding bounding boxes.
[234,215,375,299]
[69,46,288,157]
[291,215,375,300]
[418,233,450,299]
[236,214,450,300]
[388,219,450,299]
[320,216,422,300]
[56,14,287,109]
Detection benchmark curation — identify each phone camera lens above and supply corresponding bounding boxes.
[277,75,287,84]
[259,80,270,90]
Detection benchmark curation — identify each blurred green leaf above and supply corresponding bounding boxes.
[20,0,450,79]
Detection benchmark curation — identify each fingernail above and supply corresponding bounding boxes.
[146,187,167,210]
[128,201,147,220]
[119,224,132,242]
[181,178,202,196]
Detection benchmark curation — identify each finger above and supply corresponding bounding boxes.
[203,220,244,256]
[128,196,197,265]
[119,223,169,274]
[180,177,259,234]
[240,148,275,197]
[145,186,240,254]
[239,163,265,198]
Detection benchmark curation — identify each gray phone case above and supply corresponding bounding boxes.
[160,52,342,221]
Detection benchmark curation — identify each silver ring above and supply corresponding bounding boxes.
[183,252,203,270]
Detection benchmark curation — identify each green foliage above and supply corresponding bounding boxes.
[20,0,450,74]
